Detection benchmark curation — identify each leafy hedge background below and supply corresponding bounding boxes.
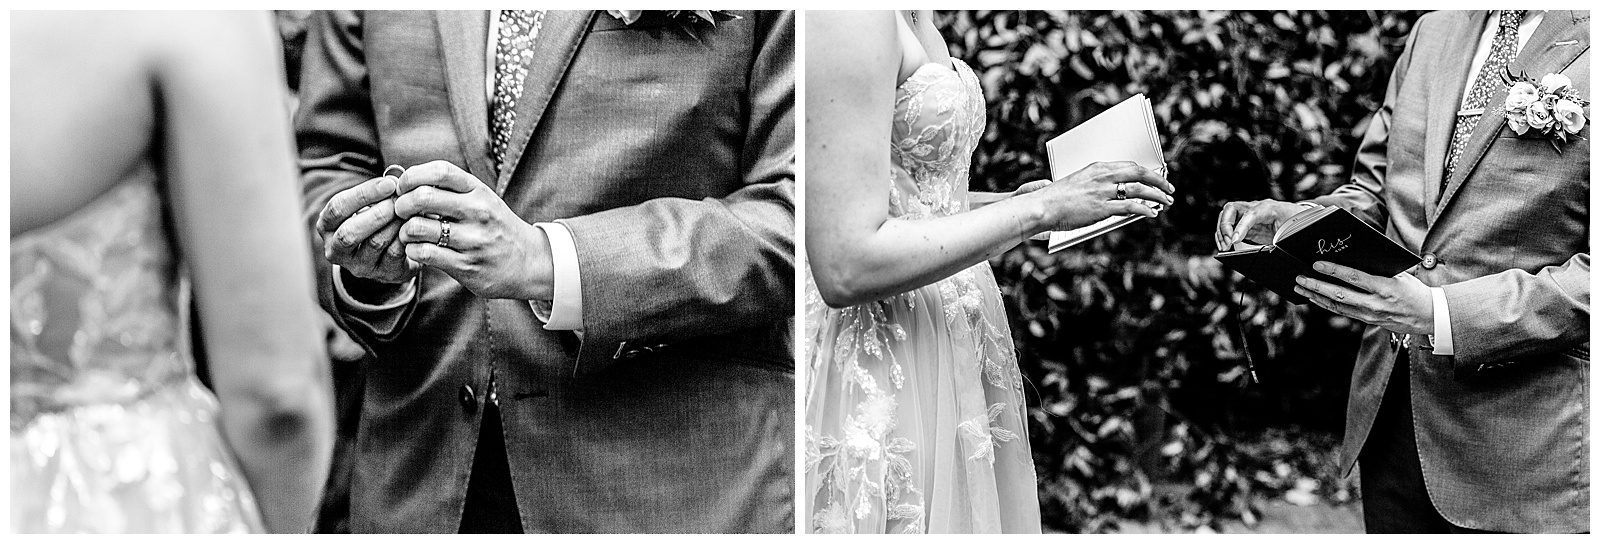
[934,10,1426,532]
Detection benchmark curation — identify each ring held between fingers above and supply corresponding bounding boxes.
[394,184,476,220]
[396,159,481,195]
[319,175,398,234]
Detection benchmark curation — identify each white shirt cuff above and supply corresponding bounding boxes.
[332,265,417,311]
[1429,286,1454,355]
[532,222,583,331]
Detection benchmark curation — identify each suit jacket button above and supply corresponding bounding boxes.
[1421,253,1438,269]
[459,384,477,413]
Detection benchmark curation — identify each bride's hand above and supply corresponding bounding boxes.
[970,179,1053,211]
[1009,179,1053,198]
[1027,161,1174,231]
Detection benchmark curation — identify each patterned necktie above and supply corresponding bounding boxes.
[490,10,546,174]
[1441,10,1524,193]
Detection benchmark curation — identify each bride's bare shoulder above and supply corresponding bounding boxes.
[807,10,896,52]
[11,12,158,235]
[805,11,897,85]
[9,12,279,236]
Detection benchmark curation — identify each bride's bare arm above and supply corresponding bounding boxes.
[967,191,1014,209]
[968,179,1052,210]
[153,11,335,533]
[806,11,1173,308]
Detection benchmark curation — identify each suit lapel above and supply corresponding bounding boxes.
[435,11,494,183]
[1422,11,1487,221]
[1432,10,1589,224]
[495,10,596,192]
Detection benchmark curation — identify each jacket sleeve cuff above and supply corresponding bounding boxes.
[532,222,584,331]
[1429,286,1454,355]
[332,265,416,311]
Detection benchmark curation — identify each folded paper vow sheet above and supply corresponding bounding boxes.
[1044,94,1168,252]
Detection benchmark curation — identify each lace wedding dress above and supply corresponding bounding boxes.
[804,58,1042,533]
[10,171,264,533]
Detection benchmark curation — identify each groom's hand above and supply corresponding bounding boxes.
[317,175,416,284]
[392,160,554,300]
[1215,199,1306,250]
[1294,261,1433,335]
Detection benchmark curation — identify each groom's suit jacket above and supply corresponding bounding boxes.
[294,11,795,533]
[1313,10,1589,533]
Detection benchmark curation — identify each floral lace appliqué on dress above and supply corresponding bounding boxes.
[10,173,264,533]
[803,59,1042,534]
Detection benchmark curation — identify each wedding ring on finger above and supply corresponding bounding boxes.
[1335,292,1345,301]
[437,220,452,249]
[1115,182,1127,200]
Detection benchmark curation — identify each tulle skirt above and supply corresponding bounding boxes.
[10,377,263,533]
[804,263,1041,533]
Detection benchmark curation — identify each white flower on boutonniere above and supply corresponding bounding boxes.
[607,10,646,25]
[605,10,741,43]
[1500,69,1589,153]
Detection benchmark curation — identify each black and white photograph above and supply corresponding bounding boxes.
[5,7,1592,537]
[803,9,1588,534]
[10,9,795,534]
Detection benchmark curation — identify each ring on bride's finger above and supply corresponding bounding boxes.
[438,220,452,249]
[1335,292,1345,301]
[1115,182,1127,200]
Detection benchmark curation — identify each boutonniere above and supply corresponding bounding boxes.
[606,10,741,43]
[1500,69,1589,153]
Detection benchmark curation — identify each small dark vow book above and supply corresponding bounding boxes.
[1215,205,1420,305]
